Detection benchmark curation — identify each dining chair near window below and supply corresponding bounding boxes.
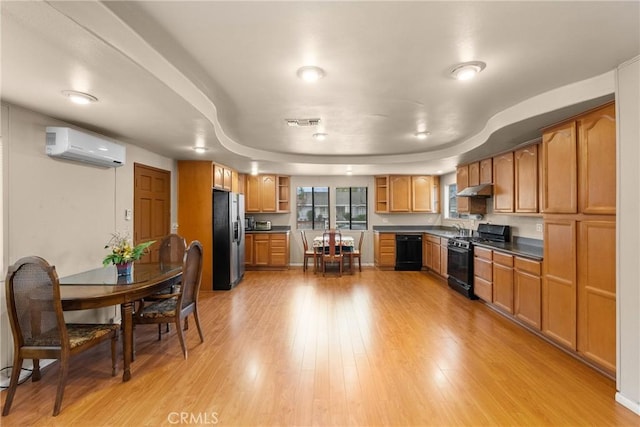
[300,230,317,272]
[322,230,344,276]
[350,231,365,272]
[2,256,118,417]
[133,241,204,359]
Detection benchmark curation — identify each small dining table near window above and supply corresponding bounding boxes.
[58,262,182,382]
[312,235,356,273]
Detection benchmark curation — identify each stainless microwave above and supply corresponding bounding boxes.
[253,220,272,231]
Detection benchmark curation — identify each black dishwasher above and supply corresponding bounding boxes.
[395,234,423,271]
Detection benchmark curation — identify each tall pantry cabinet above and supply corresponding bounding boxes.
[541,101,616,375]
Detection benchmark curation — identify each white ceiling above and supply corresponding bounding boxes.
[2,1,638,176]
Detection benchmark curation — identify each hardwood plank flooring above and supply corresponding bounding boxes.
[1,269,637,426]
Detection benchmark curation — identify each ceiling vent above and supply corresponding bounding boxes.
[285,118,321,127]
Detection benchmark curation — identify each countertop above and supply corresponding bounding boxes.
[372,225,543,260]
[246,226,291,234]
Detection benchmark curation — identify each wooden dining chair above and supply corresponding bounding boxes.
[322,230,344,276]
[134,241,204,359]
[147,233,187,337]
[300,230,317,272]
[350,231,365,272]
[2,256,118,417]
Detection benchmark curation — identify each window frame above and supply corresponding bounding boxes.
[296,186,330,230]
[335,186,368,230]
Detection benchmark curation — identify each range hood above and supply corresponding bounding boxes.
[456,183,493,197]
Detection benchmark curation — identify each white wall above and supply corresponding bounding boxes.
[616,56,640,414]
[0,103,177,371]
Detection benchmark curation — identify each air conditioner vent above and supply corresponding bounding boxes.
[285,118,321,127]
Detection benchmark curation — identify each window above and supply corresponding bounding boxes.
[335,187,368,230]
[446,183,469,219]
[296,187,330,230]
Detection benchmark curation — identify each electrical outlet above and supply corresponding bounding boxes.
[536,223,543,232]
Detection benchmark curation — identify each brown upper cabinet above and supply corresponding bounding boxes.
[514,144,539,213]
[213,162,236,192]
[493,152,515,213]
[375,175,440,213]
[578,103,616,215]
[480,158,493,184]
[456,165,486,215]
[468,162,480,187]
[245,174,290,213]
[541,102,616,215]
[390,175,411,212]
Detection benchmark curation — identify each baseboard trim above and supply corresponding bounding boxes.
[615,392,640,415]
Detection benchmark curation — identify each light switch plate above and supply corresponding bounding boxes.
[125,209,132,221]
[536,223,543,232]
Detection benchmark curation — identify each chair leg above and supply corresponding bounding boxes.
[2,355,24,416]
[53,357,70,416]
[158,324,162,341]
[32,359,41,381]
[303,256,307,272]
[175,317,187,359]
[193,308,205,343]
[358,256,362,272]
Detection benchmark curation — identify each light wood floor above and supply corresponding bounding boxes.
[1,269,638,426]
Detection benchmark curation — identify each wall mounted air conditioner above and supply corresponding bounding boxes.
[45,127,125,168]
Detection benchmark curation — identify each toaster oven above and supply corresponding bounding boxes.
[253,220,272,231]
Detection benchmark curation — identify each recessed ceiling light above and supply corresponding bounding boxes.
[192,146,208,154]
[450,61,486,81]
[61,90,98,105]
[415,131,430,140]
[313,133,328,141]
[297,66,325,82]
[346,171,353,176]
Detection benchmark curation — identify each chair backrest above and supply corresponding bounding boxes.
[357,231,365,251]
[300,230,309,251]
[5,256,67,350]
[159,234,187,268]
[322,230,342,257]
[178,241,203,310]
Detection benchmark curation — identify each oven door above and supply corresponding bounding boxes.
[447,245,472,285]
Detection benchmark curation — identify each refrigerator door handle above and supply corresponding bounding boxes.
[236,215,243,244]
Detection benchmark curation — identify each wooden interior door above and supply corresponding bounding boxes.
[134,163,171,262]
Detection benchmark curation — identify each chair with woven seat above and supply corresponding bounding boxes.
[300,230,317,272]
[2,256,118,417]
[321,230,344,276]
[134,241,204,358]
[147,234,187,337]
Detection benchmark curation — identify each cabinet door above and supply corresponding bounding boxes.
[480,158,493,184]
[260,175,277,212]
[578,103,616,215]
[514,257,542,330]
[578,220,616,374]
[390,176,411,212]
[223,168,232,191]
[541,121,577,213]
[543,219,577,349]
[515,145,538,213]
[425,240,433,269]
[493,152,514,213]
[245,175,261,212]
[254,235,270,266]
[493,253,514,313]
[411,176,433,212]
[440,241,448,277]
[456,166,469,212]
[468,162,480,186]
[379,234,396,267]
[431,242,441,273]
[213,164,225,189]
[245,234,254,266]
[374,232,380,265]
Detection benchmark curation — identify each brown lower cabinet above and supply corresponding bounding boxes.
[245,232,290,270]
[473,247,493,302]
[493,252,515,314]
[374,232,396,269]
[514,257,542,330]
[423,234,448,277]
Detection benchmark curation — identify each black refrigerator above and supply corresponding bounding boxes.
[212,189,245,290]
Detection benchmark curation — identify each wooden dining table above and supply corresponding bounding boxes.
[312,235,356,273]
[59,262,182,382]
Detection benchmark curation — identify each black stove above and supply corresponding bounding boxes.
[447,224,511,299]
